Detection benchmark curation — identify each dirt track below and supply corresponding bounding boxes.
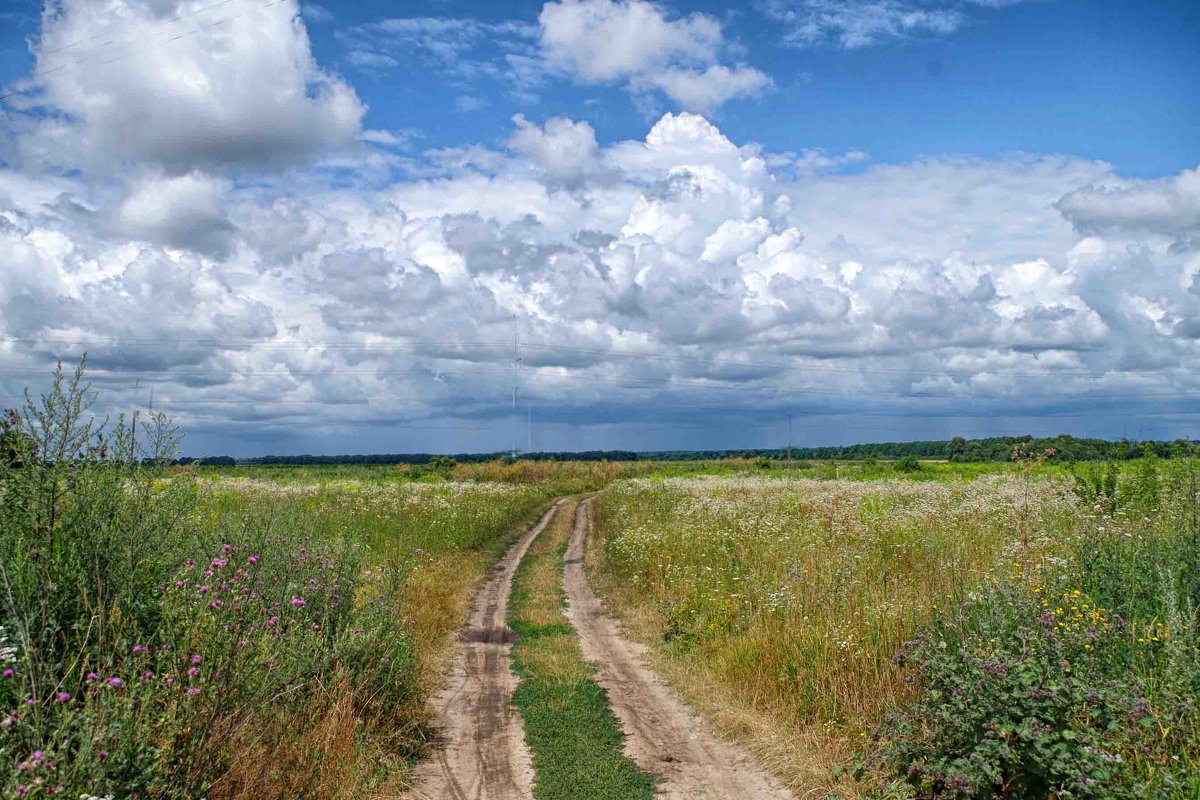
[562,499,796,800]
[401,502,560,800]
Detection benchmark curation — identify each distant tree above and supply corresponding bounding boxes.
[947,436,967,461]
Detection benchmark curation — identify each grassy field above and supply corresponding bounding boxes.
[6,365,1198,799]
[592,461,1200,798]
[0,367,618,799]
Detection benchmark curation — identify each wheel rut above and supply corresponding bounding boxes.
[401,502,561,800]
[562,499,796,800]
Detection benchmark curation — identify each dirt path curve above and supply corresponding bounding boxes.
[563,499,796,800]
[402,501,562,800]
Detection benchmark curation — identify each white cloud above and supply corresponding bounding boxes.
[1055,167,1200,238]
[539,0,771,110]
[114,171,236,257]
[759,0,1028,48]
[508,114,604,187]
[2,35,1198,454]
[18,0,364,173]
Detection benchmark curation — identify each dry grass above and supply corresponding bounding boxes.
[590,475,1078,797]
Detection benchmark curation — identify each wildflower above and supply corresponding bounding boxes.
[247,555,260,565]
[191,654,202,664]
[208,600,222,609]
[107,678,123,688]
[291,597,306,608]
[186,559,196,568]
[2,669,12,678]
[98,750,107,759]
[143,671,155,680]
[187,687,201,696]
[86,672,98,681]
[57,693,71,703]
[132,644,148,654]
[198,585,211,594]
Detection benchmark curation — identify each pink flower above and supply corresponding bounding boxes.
[174,580,185,588]
[198,585,211,594]
[1,669,12,678]
[247,555,259,565]
[290,597,306,608]
[108,677,124,688]
[85,672,98,681]
[208,600,222,609]
[185,559,196,568]
[266,615,279,628]
[211,558,227,569]
[98,750,107,759]
[188,687,201,696]
[57,693,71,703]
[221,543,233,553]
[143,671,155,680]
[187,667,199,678]
[164,676,175,685]
[132,644,148,654]
[191,654,202,664]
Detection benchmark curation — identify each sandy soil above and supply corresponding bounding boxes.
[562,499,796,800]
[400,502,561,800]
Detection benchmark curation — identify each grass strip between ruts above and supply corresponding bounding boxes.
[508,498,656,800]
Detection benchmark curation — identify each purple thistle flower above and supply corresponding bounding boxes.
[107,677,123,688]
[291,596,306,608]
[1,669,13,678]
[57,693,71,703]
[187,687,201,696]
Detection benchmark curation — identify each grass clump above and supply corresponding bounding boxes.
[508,499,655,800]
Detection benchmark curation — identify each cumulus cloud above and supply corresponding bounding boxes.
[1055,167,1200,238]
[539,0,770,111]
[113,172,236,257]
[507,114,605,188]
[2,26,1198,455]
[16,0,364,173]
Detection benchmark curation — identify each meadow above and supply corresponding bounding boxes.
[591,458,1200,798]
[5,363,1198,799]
[0,365,614,799]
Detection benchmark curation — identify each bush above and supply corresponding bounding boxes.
[871,460,1200,798]
[0,363,420,799]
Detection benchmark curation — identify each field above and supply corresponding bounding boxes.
[591,463,1200,797]
[3,367,1199,799]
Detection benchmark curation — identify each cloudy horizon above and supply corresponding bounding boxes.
[1,0,1197,457]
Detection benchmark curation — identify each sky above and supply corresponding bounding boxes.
[0,0,1198,457]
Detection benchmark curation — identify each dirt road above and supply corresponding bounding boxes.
[401,502,561,800]
[562,500,796,800]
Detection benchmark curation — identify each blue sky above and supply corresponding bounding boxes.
[306,0,1200,176]
[6,0,1196,174]
[0,0,1198,455]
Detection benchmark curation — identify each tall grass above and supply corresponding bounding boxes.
[592,467,1200,796]
[0,364,568,799]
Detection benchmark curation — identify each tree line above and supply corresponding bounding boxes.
[168,435,1200,467]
